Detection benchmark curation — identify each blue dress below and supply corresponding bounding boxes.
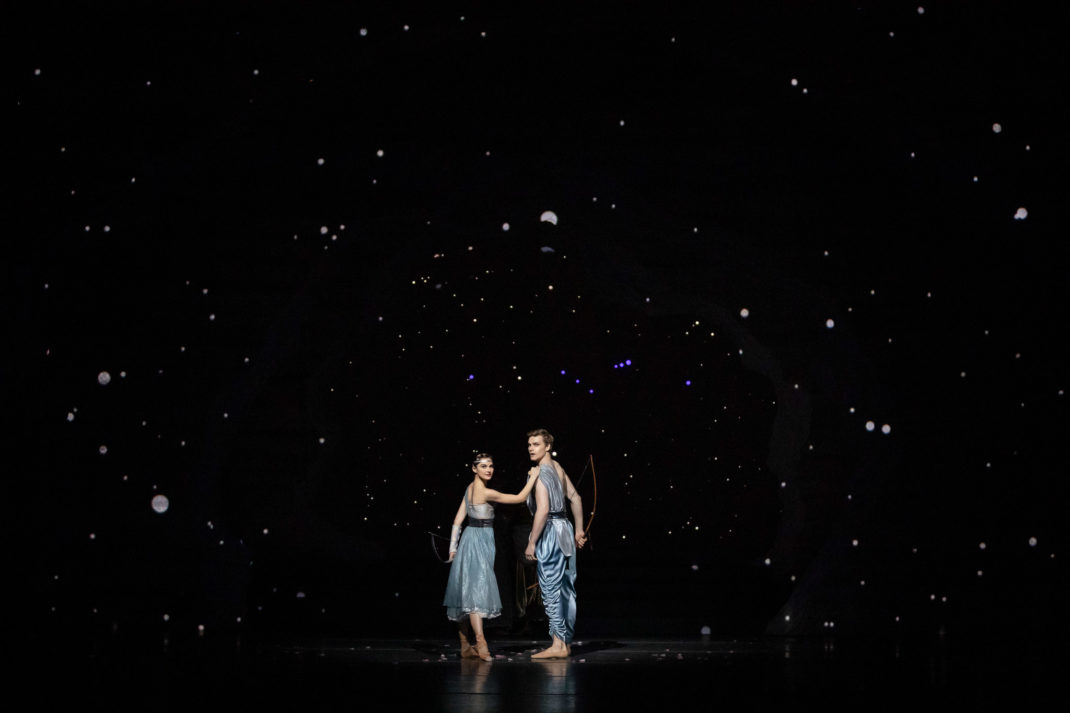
[443,487,502,621]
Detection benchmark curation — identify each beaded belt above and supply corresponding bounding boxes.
[547,510,569,520]
[467,519,494,528]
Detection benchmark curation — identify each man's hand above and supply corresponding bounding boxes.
[525,543,536,561]
[575,530,587,549]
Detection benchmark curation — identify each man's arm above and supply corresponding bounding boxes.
[563,471,587,548]
[525,480,550,560]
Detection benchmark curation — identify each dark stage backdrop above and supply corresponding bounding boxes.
[13,2,1064,642]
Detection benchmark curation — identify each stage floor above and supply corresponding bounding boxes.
[37,633,1052,711]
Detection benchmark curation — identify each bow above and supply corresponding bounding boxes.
[428,530,452,563]
[572,453,598,541]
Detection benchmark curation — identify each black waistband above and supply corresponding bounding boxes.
[547,510,568,519]
[467,519,494,527]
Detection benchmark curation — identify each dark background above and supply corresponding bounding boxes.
[12,2,1065,644]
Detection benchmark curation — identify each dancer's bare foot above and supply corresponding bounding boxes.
[531,643,570,659]
[474,634,493,662]
[459,632,479,659]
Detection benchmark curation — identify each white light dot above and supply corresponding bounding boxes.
[979,542,986,550]
[152,495,170,513]
[700,625,711,635]
[740,308,750,318]
[1028,537,1037,547]
[89,533,95,540]
[99,445,108,455]
[826,319,835,328]
[764,558,771,565]
[66,412,75,422]
[377,149,384,157]
[316,158,325,166]
[540,210,558,225]
[865,421,875,432]
[209,313,216,321]
[1014,207,1028,220]
[790,78,798,86]
[881,424,891,434]
[359,28,367,36]
[97,371,111,385]
[917,6,925,14]
[501,222,510,231]
[852,539,859,546]
[992,122,1002,133]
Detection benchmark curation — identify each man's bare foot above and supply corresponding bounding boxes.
[531,644,569,659]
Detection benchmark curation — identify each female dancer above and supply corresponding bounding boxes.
[444,453,538,660]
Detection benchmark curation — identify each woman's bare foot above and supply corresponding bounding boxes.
[459,632,478,658]
[474,634,493,662]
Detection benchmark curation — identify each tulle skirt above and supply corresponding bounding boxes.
[443,526,501,621]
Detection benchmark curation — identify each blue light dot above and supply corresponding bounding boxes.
[560,370,566,375]
[588,389,594,394]
[575,379,580,384]
[467,374,474,380]
[625,359,632,366]
[685,380,692,386]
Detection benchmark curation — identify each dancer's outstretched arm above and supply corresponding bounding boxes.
[484,469,539,505]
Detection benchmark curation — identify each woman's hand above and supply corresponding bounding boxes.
[524,543,536,561]
[575,529,587,549]
[528,467,539,479]
[447,551,456,562]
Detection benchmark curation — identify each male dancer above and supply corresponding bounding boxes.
[524,428,586,659]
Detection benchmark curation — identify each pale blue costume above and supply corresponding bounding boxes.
[443,487,502,621]
[528,463,578,643]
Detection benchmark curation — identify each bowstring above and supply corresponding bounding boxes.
[428,530,451,563]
